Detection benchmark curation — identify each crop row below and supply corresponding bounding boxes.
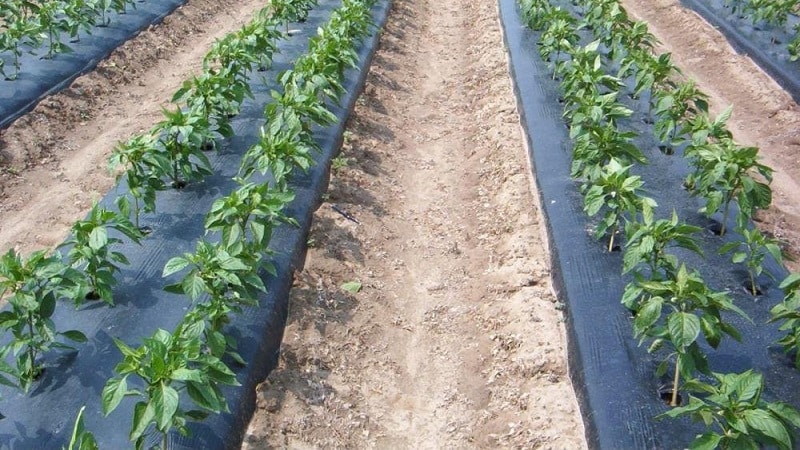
[520,0,800,448]
[718,0,800,60]
[0,0,378,447]
[0,0,150,80]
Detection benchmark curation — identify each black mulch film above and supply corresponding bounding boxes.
[0,0,391,448]
[498,0,800,448]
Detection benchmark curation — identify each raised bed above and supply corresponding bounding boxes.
[499,0,800,447]
[0,0,391,448]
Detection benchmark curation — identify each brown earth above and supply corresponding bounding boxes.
[241,0,587,447]
[0,0,798,447]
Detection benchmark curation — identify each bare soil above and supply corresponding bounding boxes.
[241,0,586,448]
[0,0,799,447]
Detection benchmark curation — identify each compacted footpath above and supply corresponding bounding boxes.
[242,0,587,447]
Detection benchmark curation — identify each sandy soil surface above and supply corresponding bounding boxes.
[241,0,587,447]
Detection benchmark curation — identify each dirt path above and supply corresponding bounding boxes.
[619,0,800,271]
[0,0,268,256]
[242,0,587,448]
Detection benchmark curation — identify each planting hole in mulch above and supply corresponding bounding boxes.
[658,386,683,406]
[171,180,188,189]
[705,221,724,236]
[658,145,675,156]
[85,291,101,301]
[139,226,153,235]
[741,280,765,297]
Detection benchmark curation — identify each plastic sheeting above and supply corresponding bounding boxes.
[498,0,800,447]
[0,0,391,448]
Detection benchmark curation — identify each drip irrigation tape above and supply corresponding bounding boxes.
[0,0,391,448]
[498,0,800,447]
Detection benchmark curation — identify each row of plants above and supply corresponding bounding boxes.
[519,0,800,448]
[104,1,375,445]
[1,0,378,446]
[717,0,800,61]
[0,0,304,410]
[0,0,145,80]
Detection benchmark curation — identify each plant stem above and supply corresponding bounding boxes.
[607,225,616,252]
[133,196,141,229]
[720,199,730,236]
[671,355,680,407]
[26,312,36,382]
[750,269,757,296]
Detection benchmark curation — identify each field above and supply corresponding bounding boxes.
[1,0,800,447]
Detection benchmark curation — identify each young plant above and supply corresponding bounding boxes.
[622,210,702,277]
[102,317,239,449]
[0,249,87,392]
[64,406,98,450]
[660,370,800,450]
[769,273,800,368]
[652,80,708,152]
[108,134,169,231]
[626,264,747,407]
[720,225,783,296]
[62,203,143,305]
[205,178,297,251]
[163,240,267,361]
[0,14,42,80]
[538,9,580,77]
[583,159,657,252]
[685,139,773,236]
[153,107,215,188]
[37,0,72,59]
[571,122,645,183]
[63,0,97,43]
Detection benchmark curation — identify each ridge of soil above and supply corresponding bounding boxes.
[620,0,800,272]
[0,0,267,256]
[241,0,588,447]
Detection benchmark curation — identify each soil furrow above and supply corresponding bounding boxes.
[242,0,587,447]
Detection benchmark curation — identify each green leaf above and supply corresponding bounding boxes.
[154,383,180,431]
[341,281,362,294]
[130,401,155,441]
[88,226,108,251]
[171,368,203,382]
[102,376,128,416]
[668,312,701,350]
[162,257,190,277]
[61,330,87,343]
[767,402,800,429]
[743,409,792,449]
[691,432,722,450]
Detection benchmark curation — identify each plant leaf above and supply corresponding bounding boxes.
[102,376,128,416]
[341,281,362,294]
